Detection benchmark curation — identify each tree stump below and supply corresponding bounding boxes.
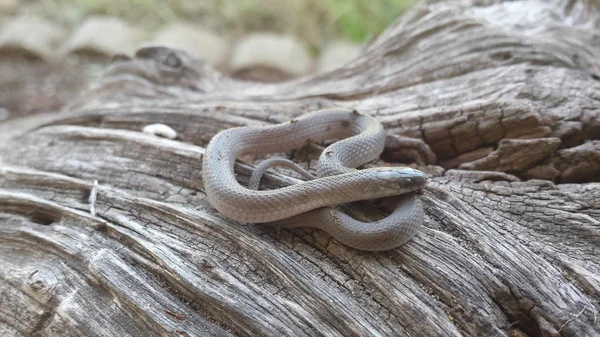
[0,0,599,336]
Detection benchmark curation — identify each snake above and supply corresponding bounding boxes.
[202,108,426,251]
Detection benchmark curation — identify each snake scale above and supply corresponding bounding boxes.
[202,108,426,251]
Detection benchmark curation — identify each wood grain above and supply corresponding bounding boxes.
[0,0,598,336]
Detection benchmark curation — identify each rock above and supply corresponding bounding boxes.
[0,15,67,61]
[229,33,312,80]
[65,16,147,58]
[146,23,230,68]
[0,0,18,14]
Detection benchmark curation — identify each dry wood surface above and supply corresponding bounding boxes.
[0,0,599,336]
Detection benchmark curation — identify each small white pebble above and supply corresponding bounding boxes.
[143,123,177,139]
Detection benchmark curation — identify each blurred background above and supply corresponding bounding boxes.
[0,0,417,121]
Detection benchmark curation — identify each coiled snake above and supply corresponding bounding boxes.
[202,109,426,251]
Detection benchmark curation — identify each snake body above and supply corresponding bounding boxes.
[202,109,426,250]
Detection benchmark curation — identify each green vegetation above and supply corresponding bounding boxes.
[15,0,417,45]
[322,0,417,41]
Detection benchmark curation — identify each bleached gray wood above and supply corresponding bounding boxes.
[0,0,599,336]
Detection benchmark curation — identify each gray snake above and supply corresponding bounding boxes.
[202,109,426,251]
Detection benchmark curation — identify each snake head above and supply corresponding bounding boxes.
[372,167,427,194]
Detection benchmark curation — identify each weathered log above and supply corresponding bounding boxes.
[1,0,599,336]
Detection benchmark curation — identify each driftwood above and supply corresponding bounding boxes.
[1,0,599,336]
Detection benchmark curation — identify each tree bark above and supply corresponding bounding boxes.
[1,0,599,336]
